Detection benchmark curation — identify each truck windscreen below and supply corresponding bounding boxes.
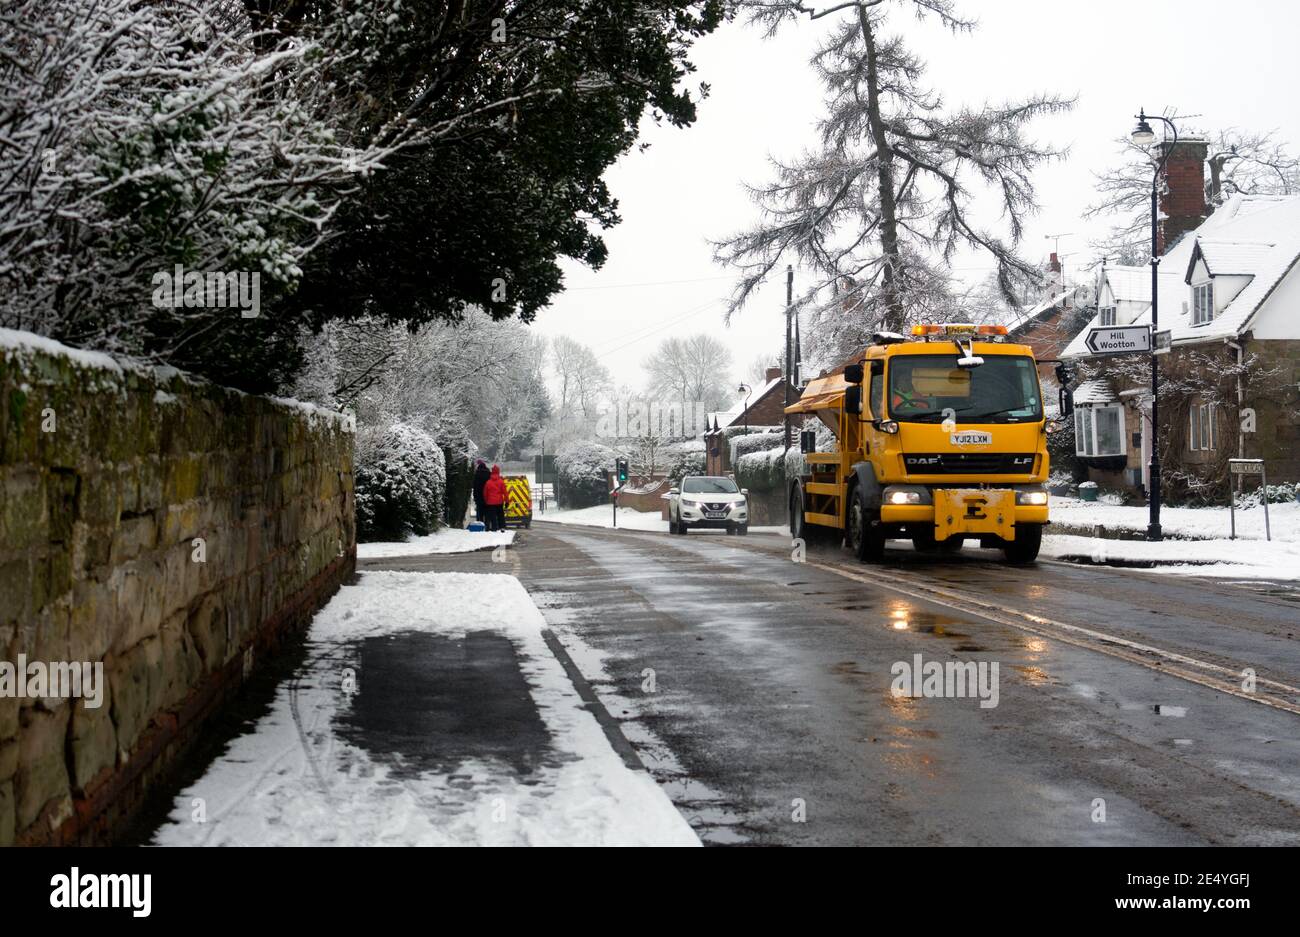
[888,355,1043,423]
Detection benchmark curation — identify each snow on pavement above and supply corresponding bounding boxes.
[356,527,514,559]
[1042,533,1300,580]
[152,571,698,846]
[1050,496,1298,543]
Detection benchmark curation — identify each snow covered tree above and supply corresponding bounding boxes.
[643,334,733,413]
[1,0,725,392]
[1086,119,1300,262]
[548,336,613,449]
[715,0,1071,365]
[0,0,416,390]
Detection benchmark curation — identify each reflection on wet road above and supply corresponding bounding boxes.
[513,522,1300,845]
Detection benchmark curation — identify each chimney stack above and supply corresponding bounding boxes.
[1157,138,1209,254]
[765,366,782,382]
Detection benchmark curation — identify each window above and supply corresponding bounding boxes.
[887,355,1042,423]
[869,370,884,418]
[1189,403,1218,451]
[682,477,740,494]
[1075,405,1126,457]
[1192,282,1214,326]
[1098,306,1117,326]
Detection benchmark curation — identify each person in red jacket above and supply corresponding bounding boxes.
[483,464,507,531]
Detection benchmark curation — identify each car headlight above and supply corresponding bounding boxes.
[680,498,698,507]
[1015,489,1048,506]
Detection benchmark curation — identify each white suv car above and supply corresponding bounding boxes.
[668,476,749,535]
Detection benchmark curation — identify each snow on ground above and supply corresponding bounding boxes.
[152,571,698,846]
[1041,533,1300,580]
[538,504,670,531]
[356,527,514,559]
[1050,495,1298,543]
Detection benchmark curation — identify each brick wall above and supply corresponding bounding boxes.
[0,331,356,845]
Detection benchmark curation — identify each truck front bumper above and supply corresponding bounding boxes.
[880,488,1048,541]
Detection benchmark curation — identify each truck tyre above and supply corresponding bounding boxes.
[846,484,886,562]
[1002,524,1043,564]
[790,485,807,539]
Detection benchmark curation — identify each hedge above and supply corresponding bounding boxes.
[355,421,446,542]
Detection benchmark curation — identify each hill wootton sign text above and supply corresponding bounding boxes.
[1085,325,1152,356]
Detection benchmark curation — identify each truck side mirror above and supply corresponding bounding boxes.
[1058,386,1074,418]
[845,385,862,415]
[844,363,864,384]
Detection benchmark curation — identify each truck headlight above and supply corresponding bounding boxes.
[1015,489,1048,506]
[883,485,931,505]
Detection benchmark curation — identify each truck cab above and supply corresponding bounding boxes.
[786,323,1070,564]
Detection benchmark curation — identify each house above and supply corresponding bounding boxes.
[1005,281,1088,398]
[1063,141,1300,494]
[703,366,793,476]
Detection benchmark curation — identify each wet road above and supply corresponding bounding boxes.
[366,524,1300,846]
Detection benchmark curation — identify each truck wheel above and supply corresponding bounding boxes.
[846,485,886,562]
[1002,524,1043,565]
[790,486,806,539]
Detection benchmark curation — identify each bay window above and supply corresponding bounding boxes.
[1075,404,1126,457]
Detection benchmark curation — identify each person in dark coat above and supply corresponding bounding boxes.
[484,465,507,531]
[472,459,491,525]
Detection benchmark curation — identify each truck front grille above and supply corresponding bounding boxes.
[903,453,1037,475]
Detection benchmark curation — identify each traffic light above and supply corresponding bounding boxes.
[615,458,629,484]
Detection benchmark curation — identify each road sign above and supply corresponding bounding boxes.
[1153,329,1172,355]
[1227,459,1270,541]
[1085,324,1152,356]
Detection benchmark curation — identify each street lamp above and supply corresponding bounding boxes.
[737,383,753,436]
[1130,108,1178,542]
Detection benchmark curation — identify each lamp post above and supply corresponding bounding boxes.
[737,383,753,436]
[1130,108,1178,542]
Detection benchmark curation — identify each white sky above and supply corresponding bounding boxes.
[533,0,1300,392]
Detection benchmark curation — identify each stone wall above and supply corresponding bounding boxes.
[0,330,355,845]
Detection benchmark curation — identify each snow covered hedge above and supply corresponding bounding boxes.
[555,441,617,509]
[661,438,706,483]
[355,422,446,542]
[734,446,802,493]
[730,431,783,464]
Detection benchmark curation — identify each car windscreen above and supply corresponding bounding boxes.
[682,477,740,494]
[887,354,1043,423]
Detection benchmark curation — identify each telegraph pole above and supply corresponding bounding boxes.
[783,265,793,449]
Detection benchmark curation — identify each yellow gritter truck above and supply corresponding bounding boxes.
[785,323,1072,565]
